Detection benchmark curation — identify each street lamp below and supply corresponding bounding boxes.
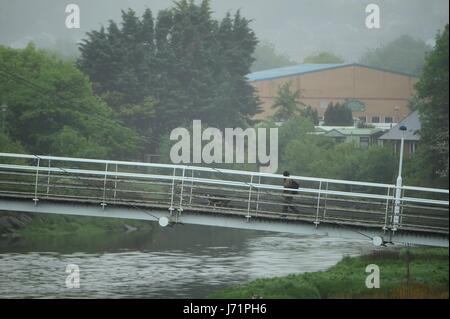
[393,125,407,230]
[0,103,7,134]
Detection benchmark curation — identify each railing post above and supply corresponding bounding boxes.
[189,169,194,205]
[392,183,402,231]
[101,163,108,209]
[383,186,391,231]
[246,175,254,221]
[178,167,185,220]
[399,187,405,227]
[314,181,322,226]
[46,159,51,198]
[392,131,406,231]
[255,175,261,217]
[33,157,40,205]
[113,164,118,204]
[169,167,176,215]
[322,182,328,221]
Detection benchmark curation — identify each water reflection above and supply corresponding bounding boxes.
[0,224,373,298]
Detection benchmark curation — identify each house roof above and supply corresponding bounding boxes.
[325,128,384,137]
[316,126,384,136]
[246,63,418,82]
[379,110,421,141]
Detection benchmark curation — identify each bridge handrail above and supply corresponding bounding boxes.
[1,152,449,202]
[0,163,394,201]
[401,185,449,194]
[0,152,397,189]
[0,162,448,206]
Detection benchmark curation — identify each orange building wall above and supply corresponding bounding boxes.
[251,65,418,122]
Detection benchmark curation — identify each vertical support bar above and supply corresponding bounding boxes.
[113,163,118,204]
[33,157,40,205]
[314,181,322,226]
[169,167,176,214]
[399,187,405,227]
[255,175,261,217]
[383,186,391,231]
[178,167,186,219]
[393,132,405,230]
[246,175,254,220]
[101,163,108,209]
[322,182,328,221]
[189,169,194,205]
[46,159,51,198]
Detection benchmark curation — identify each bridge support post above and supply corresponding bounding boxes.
[322,182,328,221]
[246,175,253,221]
[393,177,402,231]
[188,169,194,205]
[392,125,407,231]
[46,159,51,198]
[383,186,391,231]
[33,157,40,205]
[113,164,118,204]
[176,167,186,223]
[314,181,322,227]
[169,168,176,215]
[100,163,108,210]
[255,176,261,218]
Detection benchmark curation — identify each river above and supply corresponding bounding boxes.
[0,223,374,298]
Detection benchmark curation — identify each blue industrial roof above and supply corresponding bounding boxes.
[246,63,418,82]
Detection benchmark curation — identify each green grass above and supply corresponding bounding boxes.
[16,213,153,239]
[209,247,449,299]
[2,213,156,253]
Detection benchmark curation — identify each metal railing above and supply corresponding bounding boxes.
[0,152,448,234]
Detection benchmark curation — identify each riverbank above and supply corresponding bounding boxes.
[0,211,154,250]
[209,247,449,299]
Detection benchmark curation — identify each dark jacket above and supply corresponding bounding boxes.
[283,178,299,195]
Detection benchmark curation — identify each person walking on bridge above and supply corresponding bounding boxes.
[282,171,300,214]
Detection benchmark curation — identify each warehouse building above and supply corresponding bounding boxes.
[247,63,418,124]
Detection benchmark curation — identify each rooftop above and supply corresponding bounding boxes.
[246,63,418,82]
[315,126,385,136]
[327,128,384,137]
[379,110,421,141]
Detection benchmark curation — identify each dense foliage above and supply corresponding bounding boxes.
[0,44,140,159]
[359,35,431,76]
[323,102,353,126]
[251,41,297,72]
[276,116,397,183]
[77,0,261,153]
[411,25,449,185]
[303,51,345,64]
[271,82,318,124]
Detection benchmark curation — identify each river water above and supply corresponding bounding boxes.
[0,223,374,298]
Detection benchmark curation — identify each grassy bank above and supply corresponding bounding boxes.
[0,213,156,253]
[16,214,153,239]
[210,247,449,299]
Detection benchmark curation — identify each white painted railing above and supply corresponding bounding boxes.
[0,152,448,234]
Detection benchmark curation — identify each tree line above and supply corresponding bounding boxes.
[77,0,260,153]
[0,0,447,188]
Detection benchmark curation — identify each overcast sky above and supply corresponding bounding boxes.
[0,0,448,61]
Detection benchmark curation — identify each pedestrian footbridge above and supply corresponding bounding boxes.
[0,152,448,247]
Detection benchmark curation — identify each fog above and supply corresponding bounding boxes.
[0,0,448,61]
